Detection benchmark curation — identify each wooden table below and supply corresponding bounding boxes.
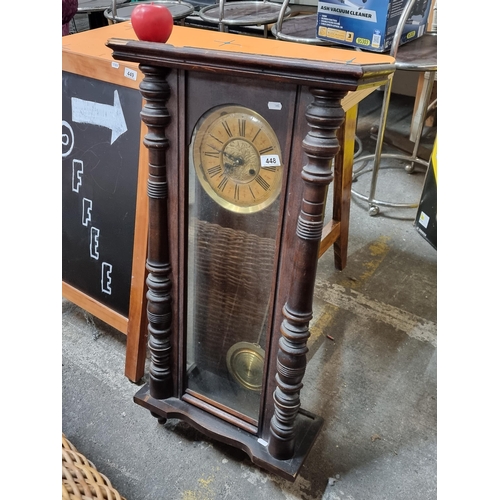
[62,22,393,384]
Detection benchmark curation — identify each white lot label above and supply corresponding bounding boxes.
[124,67,137,81]
[268,102,282,110]
[260,155,281,167]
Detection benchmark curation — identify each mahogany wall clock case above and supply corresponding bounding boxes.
[107,26,394,480]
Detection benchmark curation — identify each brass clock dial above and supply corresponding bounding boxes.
[191,105,283,213]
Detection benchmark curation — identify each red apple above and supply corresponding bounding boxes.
[131,3,174,43]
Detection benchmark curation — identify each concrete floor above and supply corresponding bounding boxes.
[62,48,437,499]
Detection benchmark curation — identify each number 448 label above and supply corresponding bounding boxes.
[260,155,281,167]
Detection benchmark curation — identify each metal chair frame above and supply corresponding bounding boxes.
[272,0,334,46]
[105,0,194,24]
[199,0,289,36]
[351,0,437,216]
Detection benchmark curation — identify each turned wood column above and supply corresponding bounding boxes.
[138,64,174,402]
[268,88,347,460]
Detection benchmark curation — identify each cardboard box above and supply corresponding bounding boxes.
[415,137,437,249]
[316,0,432,52]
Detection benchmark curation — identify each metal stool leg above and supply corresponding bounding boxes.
[350,0,436,217]
[406,70,436,171]
[351,69,432,216]
[366,75,394,215]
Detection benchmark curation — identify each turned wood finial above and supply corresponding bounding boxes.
[138,64,174,401]
[268,88,346,460]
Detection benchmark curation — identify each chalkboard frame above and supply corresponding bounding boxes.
[62,34,149,383]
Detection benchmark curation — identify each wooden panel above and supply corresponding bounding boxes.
[63,23,140,90]
[62,27,150,382]
[124,117,149,383]
[319,220,341,259]
[62,281,128,333]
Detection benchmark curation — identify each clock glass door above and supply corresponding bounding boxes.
[185,104,283,426]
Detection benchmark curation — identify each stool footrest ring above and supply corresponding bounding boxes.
[351,153,428,211]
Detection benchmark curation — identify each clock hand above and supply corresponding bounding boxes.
[224,150,244,166]
[208,144,244,165]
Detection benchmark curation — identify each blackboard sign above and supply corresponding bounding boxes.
[62,71,143,318]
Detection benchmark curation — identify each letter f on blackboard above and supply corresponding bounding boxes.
[71,90,127,145]
[72,160,84,193]
[82,198,92,226]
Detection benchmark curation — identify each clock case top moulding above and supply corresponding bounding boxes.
[106,28,394,481]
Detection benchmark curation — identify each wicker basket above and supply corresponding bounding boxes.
[62,434,126,500]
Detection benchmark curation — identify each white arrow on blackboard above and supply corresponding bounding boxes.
[71,90,127,145]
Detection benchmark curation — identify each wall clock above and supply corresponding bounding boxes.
[107,27,394,480]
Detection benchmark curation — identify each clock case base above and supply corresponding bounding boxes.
[134,384,324,481]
